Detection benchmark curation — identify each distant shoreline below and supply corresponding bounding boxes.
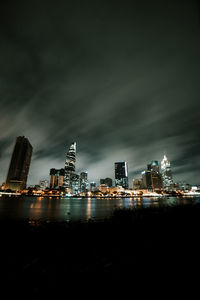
[1,193,200,198]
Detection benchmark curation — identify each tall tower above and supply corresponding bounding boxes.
[161,154,173,189]
[63,142,78,192]
[115,161,129,189]
[80,172,89,193]
[5,136,33,191]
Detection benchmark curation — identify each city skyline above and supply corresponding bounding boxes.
[0,0,199,185]
[1,137,198,190]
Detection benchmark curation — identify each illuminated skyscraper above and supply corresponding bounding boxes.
[5,136,33,191]
[71,173,80,194]
[161,154,173,189]
[63,142,80,194]
[115,161,128,189]
[80,172,89,192]
[63,142,76,190]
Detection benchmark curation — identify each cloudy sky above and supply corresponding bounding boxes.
[0,0,200,186]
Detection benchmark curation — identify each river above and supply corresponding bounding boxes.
[0,195,200,222]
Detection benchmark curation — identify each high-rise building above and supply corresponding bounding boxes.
[149,161,160,173]
[63,142,80,194]
[71,173,80,195]
[142,160,163,191]
[151,172,163,191]
[100,177,113,187]
[161,154,173,190]
[90,182,97,192]
[5,136,33,191]
[63,142,76,190]
[80,172,89,193]
[142,170,152,190]
[115,161,128,189]
[49,168,65,189]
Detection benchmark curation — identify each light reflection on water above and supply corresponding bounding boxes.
[0,195,199,223]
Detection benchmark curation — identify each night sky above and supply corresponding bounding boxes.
[0,0,199,185]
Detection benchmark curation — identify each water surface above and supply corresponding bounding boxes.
[0,195,199,222]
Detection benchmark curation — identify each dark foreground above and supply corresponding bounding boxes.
[1,204,200,298]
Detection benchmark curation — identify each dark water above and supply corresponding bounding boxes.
[0,195,200,222]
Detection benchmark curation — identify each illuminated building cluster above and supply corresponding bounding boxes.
[134,156,174,193]
[141,160,163,192]
[1,137,200,197]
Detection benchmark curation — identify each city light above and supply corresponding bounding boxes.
[0,138,199,198]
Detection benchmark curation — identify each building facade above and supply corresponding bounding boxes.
[142,170,152,191]
[90,182,97,192]
[63,142,76,190]
[63,142,80,194]
[71,173,80,194]
[5,136,33,191]
[142,160,163,192]
[80,172,89,193]
[148,161,160,173]
[100,177,113,187]
[151,172,163,191]
[161,154,173,190]
[133,179,143,190]
[49,168,65,189]
[115,161,129,189]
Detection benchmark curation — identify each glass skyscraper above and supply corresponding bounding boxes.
[63,142,80,194]
[161,154,173,189]
[115,161,129,189]
[5,136,33,191]
[80,172,89,193]
[63,142,76,189]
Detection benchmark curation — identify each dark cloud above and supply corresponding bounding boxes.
[0,0,199,185]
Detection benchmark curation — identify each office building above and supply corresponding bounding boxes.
[90,182,97,192]
[71,173,80,195]
[5,136,32,191]
[148,161,160,173]
[142,160,163,191]
[161,154,173,189]
[49,168,65,189]
[133,179,142,190]
[142,170,152,191]
[100,177,113,187]
[80,172,89,193]
[115,161,128,189]
[63,142,76,190]
[151,172,163,191]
